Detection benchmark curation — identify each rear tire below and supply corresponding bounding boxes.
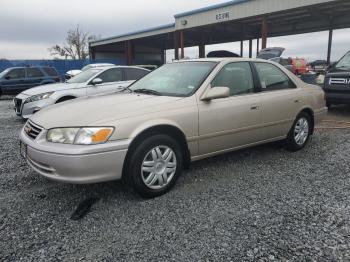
[285,112,312,152]
[126,134,183,198]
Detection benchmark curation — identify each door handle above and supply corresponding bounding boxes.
[294,99,300,103]
[250,105,259,110]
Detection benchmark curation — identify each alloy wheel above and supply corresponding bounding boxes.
[141,145,177,190]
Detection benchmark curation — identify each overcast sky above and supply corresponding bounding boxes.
[0,0,349,62]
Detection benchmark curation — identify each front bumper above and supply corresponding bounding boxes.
[13,94,56,119]
[20,127,130,184]
[325,92,350,105]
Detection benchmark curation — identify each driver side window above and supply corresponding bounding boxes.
[97,69,122,83]
[6,69,25,79]
[212,62,254,96]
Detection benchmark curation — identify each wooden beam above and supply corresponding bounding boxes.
[180,30,185,59]
[174,31,179,60]
[327,28,333,65]
[249,39,253,58]
[261,17,268,49]
[125,40,132,65]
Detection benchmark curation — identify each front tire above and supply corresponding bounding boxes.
[127,134,183,198]
[285,112,312,151]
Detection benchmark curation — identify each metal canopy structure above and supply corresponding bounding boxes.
[89,0,350,65]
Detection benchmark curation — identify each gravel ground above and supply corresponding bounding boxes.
[1,99,350,261]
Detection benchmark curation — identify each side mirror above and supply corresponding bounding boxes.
[91,78,103,85]
[327,62,336,71]
[4,75,11,80]
[201,86,230,101]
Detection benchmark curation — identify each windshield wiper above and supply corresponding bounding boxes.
[118,86,133,93]
[133,89,162,96]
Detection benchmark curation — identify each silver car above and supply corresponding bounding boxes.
[14,66,149,118]
[20,58,327,198]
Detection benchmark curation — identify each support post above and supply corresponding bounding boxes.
[327,28,333,65]
[199,45,206,58]
[240,40,243,57]
[125,40,132,65]
[174,31,179,60]
[256,38,260,56]
[180,30,185,59]
[249,39,253,58]
[261,17,268,49]
[161,49,165,65]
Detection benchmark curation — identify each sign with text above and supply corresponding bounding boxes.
[216,12,230,21]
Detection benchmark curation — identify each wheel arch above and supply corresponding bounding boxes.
[55,95,77,103]
[299,107,315,134]
[123,124,191,178]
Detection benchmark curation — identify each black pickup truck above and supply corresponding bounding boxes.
[324,51,350,107]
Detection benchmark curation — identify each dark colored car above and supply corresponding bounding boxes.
[324,51,350,107]
[207,50,240,58]
[309,60,328,73]
[0,66,60,97]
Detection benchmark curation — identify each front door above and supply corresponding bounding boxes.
[87,68,127,96]
[198,62,262,155]
[1,68,26,95]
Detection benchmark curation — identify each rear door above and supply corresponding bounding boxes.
[123,68,149,86]
[198,62,262,155]
[87,68,124,96]
[25,68,45,89]
[1,68,26,95]
[253,62,302,140]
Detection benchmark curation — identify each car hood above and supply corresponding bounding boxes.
[30,92,184,129]
[22,82,80,96]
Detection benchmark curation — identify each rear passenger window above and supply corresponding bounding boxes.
[97,68,122,83]
[254,63,296,91]
[212,62,254,96]
[27,68,44,78]
[43,67,58,76]
[125,68,148,81]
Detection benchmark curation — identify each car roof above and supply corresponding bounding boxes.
[96,65,151,71]
[173,58,269,63]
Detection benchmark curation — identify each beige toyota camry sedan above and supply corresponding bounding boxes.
[20,58,327,197]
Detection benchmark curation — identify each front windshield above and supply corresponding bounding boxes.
[335,52,350,69]
[0,68,10,78]
[67,69,102,83]
[82,65,92,71]
[129,62,217,96]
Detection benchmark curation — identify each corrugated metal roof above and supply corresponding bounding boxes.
[174,0,250,18]
[89,23,175,45]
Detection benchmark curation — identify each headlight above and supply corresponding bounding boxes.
[47,127,114,145]
[25,92,54,103]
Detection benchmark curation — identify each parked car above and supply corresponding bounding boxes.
[0,66,60,97]
[270,57,309,75]
[257,47,285,60]
[308,60,328,73]
[323,50,350,107]
[19,58,327,198]
[14,66,149,118]
[65,63,115,79]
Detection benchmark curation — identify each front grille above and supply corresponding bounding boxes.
[24,121,42,140]
[14,98,22,113]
